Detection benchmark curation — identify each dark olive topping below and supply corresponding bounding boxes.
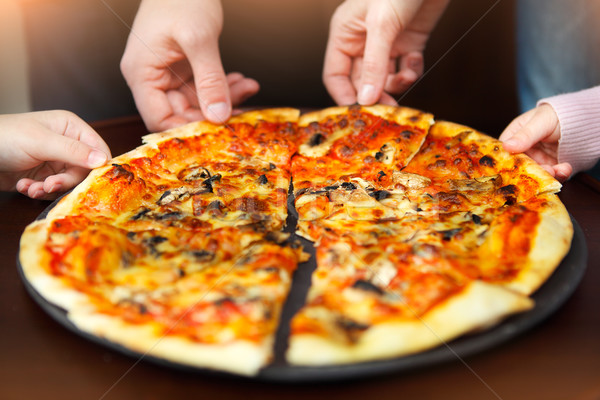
[438,228,461,241]
[146,236,168,246]
[156,190,173,204]
[479,155,496,167]
[156,211,182,220]
[214,297,236,307]
[143,235,167,256]
[341,182,357,190]
[374,151,384,161]
[190,250,215,262]
[131,207,150,220]
[323,184,339,191]
[377,170,387,180]
[308,133,325,147]
[336,317,370,334]
[294,188,311,197]
[258,174,269,185]
[259,266,280,273]
[352,279,385,295]
[178,165,211,182]
[201,174,222,193]
[400,130,413,139]
[369,190,392,201]
[264,231,289,245]
[269,162,276,170]
[472,214,483,225]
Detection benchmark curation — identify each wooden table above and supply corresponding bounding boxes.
[1,116,599,400]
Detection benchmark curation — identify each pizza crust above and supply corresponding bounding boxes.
[68,310,272,376]
[497,193,573,295]
[286,280,533,365]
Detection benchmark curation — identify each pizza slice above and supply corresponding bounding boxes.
[21,213,308,375]
[286,233,533,365]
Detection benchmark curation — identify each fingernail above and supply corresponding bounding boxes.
[48,183,62,193]
[357,84,375,105]
[502,138,519,148]
[88,150,108,168]
[206,102,230,123]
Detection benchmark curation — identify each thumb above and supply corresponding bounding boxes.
[181,36,231,124]
[31,129,110,169]
[501,106,559,153]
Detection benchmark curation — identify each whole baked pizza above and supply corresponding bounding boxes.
[19,105,573,376]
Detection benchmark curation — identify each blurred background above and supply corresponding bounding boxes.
[0,0,518,137]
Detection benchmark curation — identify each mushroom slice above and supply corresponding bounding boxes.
[157,186,191,205]
[392,171,432,189]
[448,175,501,192]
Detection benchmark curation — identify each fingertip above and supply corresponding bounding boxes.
[554,163,573,182]
[205,102,231,124]
[357,84,377,105]
[87,150,109,168]
[501,137,520,152]
[27,182,46,199]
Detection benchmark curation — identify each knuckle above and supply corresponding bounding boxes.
[195,71,227,91]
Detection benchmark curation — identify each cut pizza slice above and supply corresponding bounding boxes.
[142,108,301,169]
[286,233,533,366]
[49,109,298,231]
[402,121,562,204]
[291,105,434,223]
[292,104,433,191]
[20,215,308,375]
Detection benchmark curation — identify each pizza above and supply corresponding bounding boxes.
[18,105,573,376]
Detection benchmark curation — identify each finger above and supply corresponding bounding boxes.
[226,72,246,86]
[384,52,423,94]
[179,35,231,123]
[553,163,573,182]
[500,110,548,153]
[42,168,89,193]
[22,180,53,200]
[228,77,260,107]
[378,92,399,106]
[16,178,33,196]
[25,125,109,169]
[323,40,356,105]
[41,110,112,160]
[357,14,399,105]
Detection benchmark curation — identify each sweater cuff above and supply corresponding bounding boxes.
[537,86,600,175]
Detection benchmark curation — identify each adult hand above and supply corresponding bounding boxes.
[121,0,259,132]
[0,111,112,199]
[500,104,572,181]
[323,0,450,106]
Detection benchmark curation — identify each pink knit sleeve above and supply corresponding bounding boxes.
[537,86,600,175]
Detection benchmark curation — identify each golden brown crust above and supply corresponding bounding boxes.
[286,281,533,365]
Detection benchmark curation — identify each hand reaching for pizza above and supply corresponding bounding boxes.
[500,104,573,182]
[323,0,450,106]
[121,0,260,132]
[0,111,112,200]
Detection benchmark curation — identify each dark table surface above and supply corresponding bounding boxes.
[1,116,599,400]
